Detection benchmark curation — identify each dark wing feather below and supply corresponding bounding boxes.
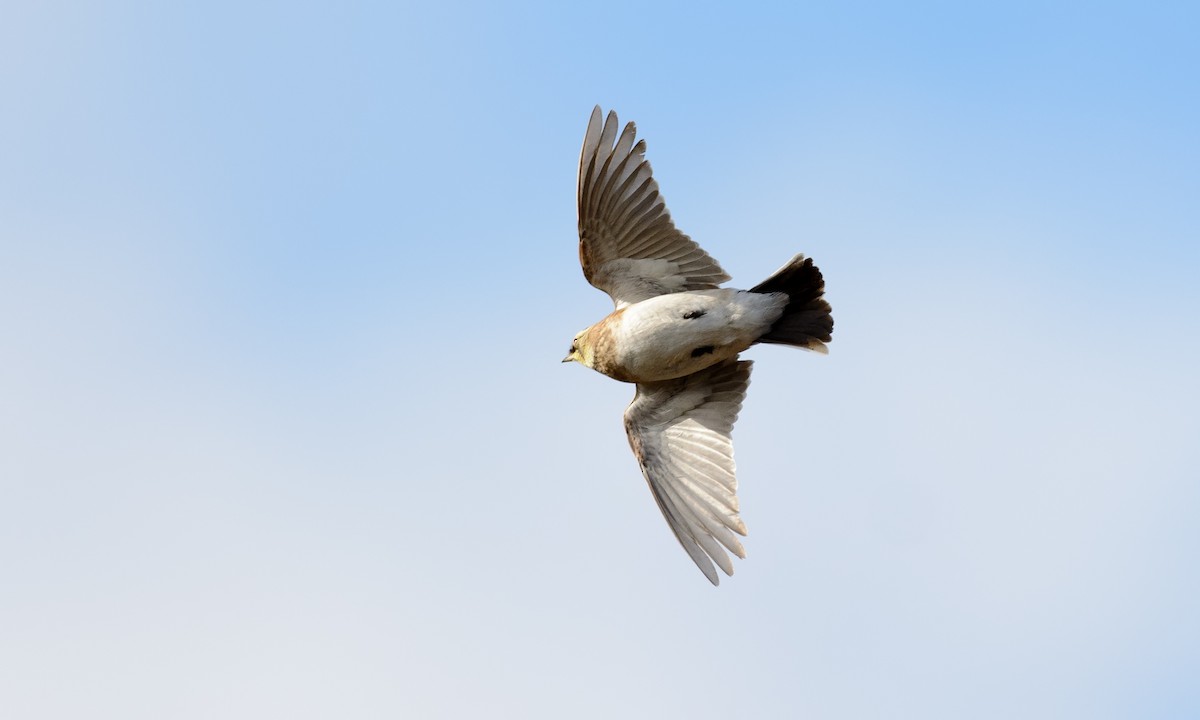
[578,106,729,308]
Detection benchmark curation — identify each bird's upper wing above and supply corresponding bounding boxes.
[623,358,752,585]
[578,106,729,308]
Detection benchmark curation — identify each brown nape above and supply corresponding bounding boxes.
[750,255,834,349]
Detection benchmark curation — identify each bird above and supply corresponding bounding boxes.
[563,106,834,585]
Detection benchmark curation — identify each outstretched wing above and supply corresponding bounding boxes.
[623,359,752,585]
[578,106,729,308]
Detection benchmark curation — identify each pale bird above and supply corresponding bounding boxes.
[563,106,834,585]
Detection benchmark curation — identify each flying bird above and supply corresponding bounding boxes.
[563,106,834,585]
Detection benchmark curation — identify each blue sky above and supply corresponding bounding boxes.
[2,1,1198,718]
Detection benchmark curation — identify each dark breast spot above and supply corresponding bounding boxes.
[690,345,715,358]
[682,309,707,319]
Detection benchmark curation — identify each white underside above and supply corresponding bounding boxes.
[612,289,786,382]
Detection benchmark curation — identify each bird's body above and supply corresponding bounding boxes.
[563,106,833,585]
[580,289,787,383]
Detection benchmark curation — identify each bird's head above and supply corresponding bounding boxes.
[562,328,595,368]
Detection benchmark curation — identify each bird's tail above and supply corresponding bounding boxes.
[750,254,833,353]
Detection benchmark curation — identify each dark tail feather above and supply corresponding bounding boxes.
[750,254,833,353]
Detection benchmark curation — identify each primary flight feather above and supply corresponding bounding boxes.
[564,106,833,585]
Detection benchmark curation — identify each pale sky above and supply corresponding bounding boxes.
[2,1,1198,718]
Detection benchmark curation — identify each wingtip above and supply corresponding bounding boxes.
[708,562,735,586]
[694,554,720,586]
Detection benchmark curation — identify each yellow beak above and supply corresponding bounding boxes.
[562,354,574,363]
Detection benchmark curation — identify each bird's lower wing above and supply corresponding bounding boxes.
[623,359,752,585]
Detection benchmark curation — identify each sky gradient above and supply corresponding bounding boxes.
[3,1,1198,718]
